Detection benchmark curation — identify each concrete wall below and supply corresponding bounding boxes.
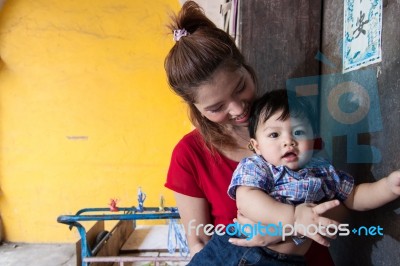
[0,0,190,242]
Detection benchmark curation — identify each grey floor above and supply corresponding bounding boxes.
[0,225,189,266]
[0,242,76,266]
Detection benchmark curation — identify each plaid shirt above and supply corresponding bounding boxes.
[228,155,354,205]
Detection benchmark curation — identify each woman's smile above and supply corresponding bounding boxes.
[231,104,251,124]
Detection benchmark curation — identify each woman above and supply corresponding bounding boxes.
[164,1,344,265]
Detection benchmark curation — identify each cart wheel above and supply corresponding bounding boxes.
[95,230,109,246]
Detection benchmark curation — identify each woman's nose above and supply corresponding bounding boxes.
[228,100,244,117]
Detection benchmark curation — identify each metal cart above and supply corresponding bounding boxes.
[57,206,189,266]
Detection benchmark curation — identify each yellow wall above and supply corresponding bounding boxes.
[0,0,190,242]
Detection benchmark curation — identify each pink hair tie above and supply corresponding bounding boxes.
[173,28,189,41]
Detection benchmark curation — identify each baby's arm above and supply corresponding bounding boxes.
[344,170,400,211]
[232,157,297,225]
[236,186,295,225]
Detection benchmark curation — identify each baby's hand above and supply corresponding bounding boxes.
[294,200,340,247]
[387,170,400,195]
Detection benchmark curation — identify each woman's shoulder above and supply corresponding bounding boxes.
[173,129,206,153]
[179,129,202,144]
[171,129,217,163]
[172,129,239,167]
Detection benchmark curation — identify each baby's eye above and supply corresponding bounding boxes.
[268,132,279,138]
[294,130,306,136]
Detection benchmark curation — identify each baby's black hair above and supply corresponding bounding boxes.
[248,89,318,139]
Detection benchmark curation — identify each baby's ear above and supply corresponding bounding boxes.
[313,137,324,150]
[249,138,260,154]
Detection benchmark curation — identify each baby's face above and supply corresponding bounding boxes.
[250,110,315,170]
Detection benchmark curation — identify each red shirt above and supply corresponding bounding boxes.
[165,129,334,266]
[165,130,238,226]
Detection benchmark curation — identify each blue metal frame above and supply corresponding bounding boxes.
[57,206,180,266]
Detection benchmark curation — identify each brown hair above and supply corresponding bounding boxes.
[164,1,256,151]
[248,89,318,139]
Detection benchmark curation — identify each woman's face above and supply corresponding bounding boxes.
[194,66,256,127]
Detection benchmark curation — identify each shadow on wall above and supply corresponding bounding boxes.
[320,69,400,266]
[0,214,3,243]
[0,0,5,245]
[0,0,6,10]
[328,82,400,265]
[328,131,400,266]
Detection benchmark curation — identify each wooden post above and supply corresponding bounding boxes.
[240,0,322,94]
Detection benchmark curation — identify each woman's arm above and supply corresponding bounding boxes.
[174,192,212,256]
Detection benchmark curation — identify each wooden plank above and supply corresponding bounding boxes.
[75,220,134,266]
[90,220,134,266]
[120,225,171,252]
[240,0,322,93]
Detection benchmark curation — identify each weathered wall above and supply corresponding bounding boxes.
[240,0,321,94]
[240,0,399,265]
[321,1,400,265]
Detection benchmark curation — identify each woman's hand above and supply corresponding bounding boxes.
[229,200,342,247]
[294,199,341,247]
[227,211,283,247]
